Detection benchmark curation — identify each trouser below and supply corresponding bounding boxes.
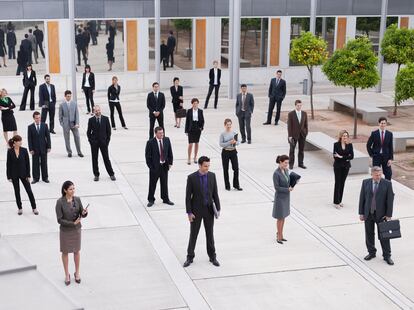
[221,149,240,189]
[63,126,82,155]
[84,87,94,113]
[8,45,15,59]
[36,42,45,58]
[365,212,391,259]
[77,48,87,65]
[40,103,56,131]
[109,101,126,128]
[16,64,23,75]
[237,112,251,142]
[333,166,349,204]
[148,113,164,140]
[91,142,114,177]
[289,136,305,167]
[11,177,36,210]
[187,206,216,260]
[205,85,220,108]
[91,32,97,45]
[168,50,174,67]
[266,97,283,124]
[20,86,35,110]
[373,155,392,180]
[147,164,169,202]
[32,47,38,63]
[161,57,167,71]
[32,152,48,181]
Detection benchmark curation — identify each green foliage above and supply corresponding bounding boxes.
[395,62,414,104]
[356,17,380,36]
[381,24,414,67]
[173,19,192,32]
[241,18,261,30]
[290,31,329,68]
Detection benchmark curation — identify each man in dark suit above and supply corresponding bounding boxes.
[235,84,254,144]
[204,60,221,109]
[39,74,57,134]
[75,28,87,66]
[33,25,45,59]
[287,99,308,169]
[6,30,16,59]
[16,50,28,76]
[264,70,286,125]
[167,30,176,67]
[145,127,174,207]
[20,34,32,65]
[27,111,51,184]
[160,40,168,71]
[147,82,165,140]
[86,105,116,182]
[366,117,393,180]
[183,156,221,268]
[20,64,37,111]
[359,166,394,265]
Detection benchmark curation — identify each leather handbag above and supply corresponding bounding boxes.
[378,219,401,240]
[175,108,186,118]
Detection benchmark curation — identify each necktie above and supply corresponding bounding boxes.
[276,79,279,86]
[370,182,378,214]
[242,94,246,111]
[36,124,40,133]
[381,131,384,145]
[159,140,165,162]
[155,92,158,100]
[96,117,100,126]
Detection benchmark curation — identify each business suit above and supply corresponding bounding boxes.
[359,178,394,259]
[333,142,354,204]
[16,50,27,75]
[20,69,37,110]
[75,33,87,66]
[160,44,168,71]
[39,83,57,132]
[147,92,165,140]
[287,110,308,168]
[185,109,204,144]
[145,137,173,203]
[82,72,95,113]
[28,122,51,181]
[367,129,393,180]
[186,171,221,260]
[33,28,45,58]
[107,84,126,128]
[6,31,16,59]
[235,92,254,142]
[87,115,114,177]
[266,78,286,124]
[167,35,176,67]
[20,38,32,65]
[170,85,183,113]
[6,147,36,210]
[204,68,221,109]
[272,168,290,219]
[59,100,82,156]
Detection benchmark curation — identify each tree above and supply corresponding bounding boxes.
[173,19,192,60]
[290,31,329,120]
[395,62,414,105]
[381,24,414,114]
[241,18,260,59]
[322,37,380,138]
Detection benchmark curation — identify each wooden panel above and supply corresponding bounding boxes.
[400,17,409,29]
[47,21,60,74]
[269,18,280,67]
[195,19,206,69]
[126,20,138,71]
[336,17,347,50]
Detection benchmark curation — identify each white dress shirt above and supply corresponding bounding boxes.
[296,110,302,123]
[213,68,218,85]
[46,83,52,102]
[379,129,386,153]
[84,73,90,87]
[192,109,198,121]
[27,71,32,78]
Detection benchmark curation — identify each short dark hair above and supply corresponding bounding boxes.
[154,126,163,133]
[198,156,210,166]
[173,77,179,82]
[35,25,38,29]
[378,116,387,123]
[276,154,289,164]
[224,118,232,125]
[64,90,72,96]
[191,98,199,104]
[169,30,173,35]
[24,34,28,38]
[78,28,82,33]
[240,84,247,88]
[27,64,32,69]
[32,111,41,118]
[277,70,282,74]
[44,74,50,79]
[28,29,32,33]
[294,99,302,105]
[152,82,159,87]
[61,180,74,197]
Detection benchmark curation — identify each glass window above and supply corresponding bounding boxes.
[221,18,229,69]
[290,17,310,66]
[315,17,335,55]
[240,18,268,67]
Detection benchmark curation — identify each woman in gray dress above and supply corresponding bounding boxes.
[272,155,293,244]
[56,181,88,285]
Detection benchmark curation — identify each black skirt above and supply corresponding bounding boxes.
[2,112,17,132]
[188,121,201,143]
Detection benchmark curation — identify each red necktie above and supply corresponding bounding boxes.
[159,140,165,162]
[381,131,384,145]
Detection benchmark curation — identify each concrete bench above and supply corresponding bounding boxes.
[393,131,414,152]
[329,97,387,125]
[221,54,251,68]
[304,132,369,174]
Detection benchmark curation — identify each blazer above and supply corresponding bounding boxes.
[359,178,394,222]
[235,92,254,117]
[6,31,16,46]
[185,109,204,133]
[170,85,183,104]
[75,33,86,49]
[55,196,87,231]
[107,84,121,102]
[82,72,95,90]
[59,100,79,129]
[167,35,176,50]
[160,44,168,59]
[38,83,56,108]
[20,39,32,54]
[6,147,30,179]
[185,171,221,215]
[23,70,37,88]
[268,77,286,100]
[27,122,51,154]
[209,68,221,86]
[33,29,44,43]
[145,137,173,170]
[147,92,166,116]
[287,110,308,140]
[366,129,394,161]
[333,142,354,169]
[87,115,111,145]
[273,168,290,209]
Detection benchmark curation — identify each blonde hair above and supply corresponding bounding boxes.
[337,130,350,143]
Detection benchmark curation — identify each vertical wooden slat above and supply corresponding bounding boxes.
[47,21,60,73]
[195,19,206,69]
[269,18,280,67]
[126,20,138,71]
[400,17,409,29]
[336,17,347,49]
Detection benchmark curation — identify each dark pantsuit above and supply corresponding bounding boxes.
[187,206,215,260]
[37,42,45,58]
[149,113,164,140]
[266,97,283,124]
[109,101,126,128]
[221,149,239,189]
[237,112,251,142]
[91,143,114,177]
[84,87,94,113]
[373,155,392,181]
[168,51,174,67]
[161,58,167,71]
[8,46,15,59]
[32,153,48,181]
[77,48,87,66]
[205,85,220,108]
[11,177,36,209]
[148,164,169,202]
[365,212,391,259]
[289,137,305,167]
[41,104,56,131]
[20,86,35,110]
[333,167,349,204]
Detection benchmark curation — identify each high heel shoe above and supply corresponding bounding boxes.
[64,274,71,286]
[74,272,81,284]
[187,160,191,165]
[276,239,283,244]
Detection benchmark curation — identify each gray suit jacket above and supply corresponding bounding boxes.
[235,92,254,117]
[359,178,394,222]
[273,168,290,219]
[59,100,79,129]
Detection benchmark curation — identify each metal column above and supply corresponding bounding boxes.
[155,0,161,84]
[228,0,234,99]
[68,0,77,101]
[232,0,241,99]
[310,0,317,34]
[376,0,388,93]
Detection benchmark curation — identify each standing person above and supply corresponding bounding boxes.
[27,111,51,184]
[273,155,292,244]
[27,29,38,64]
[20,64,37,111]
[333,130,354,209]
[0,30,7,68]
[160,40,168,71]
[219,118,242,191]
[55,181,88,285]
[185,98,204,165]
[0,89,18,144]
[33,25,45,59]
[147,82,165,140]
[359,166,395,265]
[87,20,98,45]
[59,90,84,158]
[167,31,176,67]
[170,77,183,128]
[86,105,116,181]
[366,117,393,181]
[16,50,27,76]
[204,61,221,109]
[106,38,114,71]
[75,28,87,66]
[145,127,174,207]
[287,100,308,170]
[108,21,116,44]
[235,84,254,144]
[81,65,95,115]
[264,70,286,125]
[20,34,32,65]
[6,135,38,215]
[6,29,17,60]
[183,156,221,268]
[107,76,127,130]
[83,27,91,58]
[38,74,57,134]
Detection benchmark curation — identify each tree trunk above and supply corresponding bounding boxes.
[255,30,258,46]
[394,63,401,115]
[188,29,192,60]
[308,66,315,120]
[353,87,358,139]
[176,31,179,54]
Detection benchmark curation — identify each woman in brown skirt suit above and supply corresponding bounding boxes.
[55,180,88,285]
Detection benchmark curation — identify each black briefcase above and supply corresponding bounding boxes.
[378,219,401,240]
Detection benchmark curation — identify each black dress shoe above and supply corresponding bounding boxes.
[183,259,193,267]
[234,187,243,191]
[247,140,251,144]
[263,122,271,125]
[31,179,39,184]
[147,201,154,207]
[274,123,278,125]
[43,179,50,183]
[78,153,84,158]
[384,257,394,265]
[110,175,116,181]
[94,176,99,181]
[225,187,231,191]
[68,153,72,158]
[276,240,283,244]
[241,139,246,144]
[50,130,56,134]
[163,200,174,206]
[364,253,376,261]
[299,165,307,169]
[209,258,220,267]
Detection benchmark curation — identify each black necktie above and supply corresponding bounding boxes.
[36,124,40,133]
